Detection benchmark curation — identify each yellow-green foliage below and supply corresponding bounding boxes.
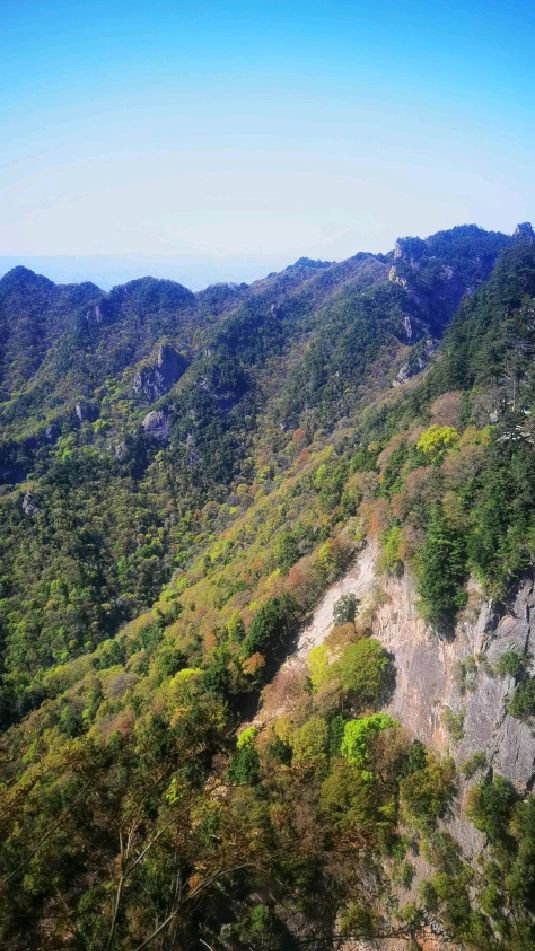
[341,713,397,767]
[237,726,256,748]
[379,524,403,574]
[338,638,389,709]
[173,667,203,682]
[307,644,331,692]
[289,716,328,769]
[417,425,458,461]
[307,635,389,712]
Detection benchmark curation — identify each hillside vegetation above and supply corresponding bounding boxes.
[0,224,534,949]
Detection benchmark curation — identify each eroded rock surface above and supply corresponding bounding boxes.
[141,409,169,441]
[133,344,188,400]
[372,572,535,791]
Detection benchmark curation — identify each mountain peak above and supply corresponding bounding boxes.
[286,256,332,272]
[0,264,56,292]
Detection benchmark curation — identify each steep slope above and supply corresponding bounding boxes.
[0,225,534,950]
[0,226,513,726]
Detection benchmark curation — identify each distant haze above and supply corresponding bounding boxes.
[1,1,533,266]
[0,253,296,291]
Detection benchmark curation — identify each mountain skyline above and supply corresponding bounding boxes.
[0,218,529,291]
[1,218,535,948]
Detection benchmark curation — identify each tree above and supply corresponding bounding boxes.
[289,716,328,771]
[417,425,458,462]
[338,638,389,709]
[416,506,467,632]
[243,594,300,662]
[465,775,515,843]
[333,593,358,625]
[341,714,397,768]
[400,754,455,827]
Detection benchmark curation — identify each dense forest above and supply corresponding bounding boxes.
[0,223,534,949]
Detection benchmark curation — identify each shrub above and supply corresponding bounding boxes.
[339,901,374,936]
[417,425,458,462]
[507,677,535,719]
[460,752,486,779]
[233,904,272,945]
[507,797,535,909]
[392,858,415,889]
[333,593,358,625]
[341,713,397,768]
[441,706,465,744]
[338,638,389,709]
[495,649,528,678]
[379,524,404,575]
[465,775,515,843]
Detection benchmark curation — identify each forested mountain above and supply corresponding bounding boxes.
[1,223,534,950]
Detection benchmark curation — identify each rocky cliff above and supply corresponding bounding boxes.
[373,570,535,796]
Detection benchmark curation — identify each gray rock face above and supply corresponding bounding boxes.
[22,491,39,516]
[369,571,535,862]
[372,573,535,792]
[392,340,436,387]
[44,421,60,442]
[113,441,128,461]
[340,938,459,951]
[75,400,98,424]
[133,344,188,401]
[141,409,169,442]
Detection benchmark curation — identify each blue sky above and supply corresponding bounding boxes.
[1,0,533,287]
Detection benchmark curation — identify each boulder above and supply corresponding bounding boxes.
[141,410,169,442]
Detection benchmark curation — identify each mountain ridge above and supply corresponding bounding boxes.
[0,222,534,950]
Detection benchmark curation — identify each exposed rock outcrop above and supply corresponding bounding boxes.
[141,409,169,442]
[258,543,535,801]
[75,400,98,424]
[22,491,39,516]
[133,344,188,401]
[113,440,128,461]
[44,420,60,441]
[372,572,535,792]
[340,937,459,951]
[392,339,436,387]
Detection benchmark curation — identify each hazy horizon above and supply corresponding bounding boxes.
[0,251,297,291]
[1,218,530,291]
[2,0,534,271]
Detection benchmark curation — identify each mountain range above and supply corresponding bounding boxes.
[0,222,534,950]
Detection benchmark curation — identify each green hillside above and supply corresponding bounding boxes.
[0,224,534,950]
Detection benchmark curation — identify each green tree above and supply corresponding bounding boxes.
[243,593,300,663]
[341,713,397,768]
[333,593,358,625]
[338,638,389,709]
[466,775,516,843]
[416,507,467,631]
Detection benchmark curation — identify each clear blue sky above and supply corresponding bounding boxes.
[1,0,533,286]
